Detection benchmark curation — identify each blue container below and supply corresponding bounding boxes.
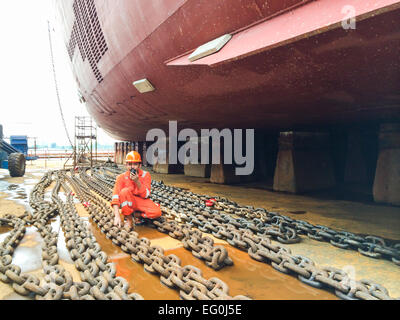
[10,136,28,155]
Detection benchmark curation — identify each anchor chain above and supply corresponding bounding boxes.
[148,179,398,300]
[3,164,396,301]
[70,168,249,300]
[150,180,400,266]
[78,165,398,300]
[0,170,143,300]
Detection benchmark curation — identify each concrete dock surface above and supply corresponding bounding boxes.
[0,160,399,300]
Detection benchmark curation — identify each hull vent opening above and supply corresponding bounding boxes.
[68,0,108,83]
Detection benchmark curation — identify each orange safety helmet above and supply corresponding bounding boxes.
[125,151,142,163]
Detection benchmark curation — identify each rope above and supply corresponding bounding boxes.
[47,20,74,148]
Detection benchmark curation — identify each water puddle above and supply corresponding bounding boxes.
[0,230,11,243]
[0,226,12,235]
[11,226,44,273]
[31,173,46,177]
[0,180,36,213]
[89,222,338,300]
[89,221,180,300]
[24,179,39,185]
[50,216,74,264]
[0,215,77,274]
[0,167,52,210]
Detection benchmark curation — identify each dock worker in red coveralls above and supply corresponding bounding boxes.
[111,151,162,231]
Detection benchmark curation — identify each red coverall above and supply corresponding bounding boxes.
[110,169,162,219]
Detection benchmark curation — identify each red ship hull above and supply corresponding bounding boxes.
[55,0,400,141]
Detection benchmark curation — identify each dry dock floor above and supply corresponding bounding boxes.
[0,160,399,300]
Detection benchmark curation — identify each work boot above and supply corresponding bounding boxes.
[134,217,145,226]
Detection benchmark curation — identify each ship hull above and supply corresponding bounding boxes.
[55,0,400,141]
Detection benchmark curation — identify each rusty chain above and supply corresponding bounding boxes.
[148,180,400,266]
[82,167,234,271]
[145,180,398,300]
[70,168,249,300]
[2,164,397,300]
[0,170,143,300]
[79,165,398,300]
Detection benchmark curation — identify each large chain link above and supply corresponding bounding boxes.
[71,168,249,300]
[0,169,143,300]
[149,180,400,266]
[2,164,397,300]
[81,165,398,300]
[147,178,398,300]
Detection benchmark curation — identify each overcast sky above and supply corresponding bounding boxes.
[0,0,116,147]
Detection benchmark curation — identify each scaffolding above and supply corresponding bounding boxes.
[64,116,97,169]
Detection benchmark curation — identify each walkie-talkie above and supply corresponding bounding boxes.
[130,168,137,176]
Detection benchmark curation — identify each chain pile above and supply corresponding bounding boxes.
[70,168,249,300]
[0,170,143,300]
[0,172,69,300]
[75,165,398,300]
[81,167,234,270]
[1,164,398,300]
[145,180,399,300]
[150,181,400,266]
[153,219,233,270]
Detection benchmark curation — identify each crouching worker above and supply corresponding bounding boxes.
[111,151,162,231]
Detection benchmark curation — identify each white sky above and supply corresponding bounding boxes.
[0,0,116,147]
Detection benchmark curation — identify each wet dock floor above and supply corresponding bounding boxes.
[1,163,399,300]
[0,226,12,234]
[150,172,400,241]
[89,222,338,300]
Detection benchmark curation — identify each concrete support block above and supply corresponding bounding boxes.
[137,141,144,163]
[208,130,269,184]
[253,131,278,184]
[273,132,335,193]
[143,142,148,167]
[121,142,125,164]
[373,124,400,206]
[208,133,248,184]
[118,143,122,164]
[123,142,129,164]
[185,164,211,178]
[210,164,241,184]
[183,137,211,178]
[152,138,184,174]
[137,141,148,167]
[153,161,183,174]
[114,142,118,164]
[118,142,124,164]
[115,142,119,164]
